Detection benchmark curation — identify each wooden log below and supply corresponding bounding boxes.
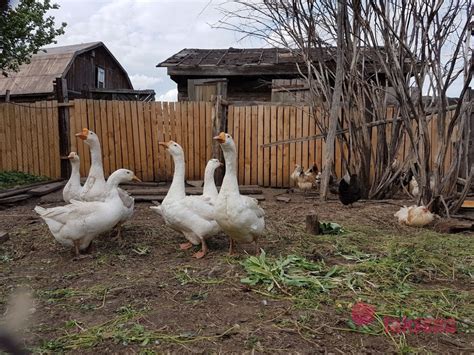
[186,180,204,188]
[28,181,66,196]
[0,179,62,199]
[124,186,263,196]
[276,196,291,203]
[0,194,32,204]
[305,212,320,235]
[135,194,266,202]
[434,219,474,234]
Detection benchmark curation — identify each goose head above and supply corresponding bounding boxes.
[67,152,80,163]
[207,158,223,171]
[158,140,184,158]
[75,128,100,147]
[107,169,141,186]
[213,132,235,153]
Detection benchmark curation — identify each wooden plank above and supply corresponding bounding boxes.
[34,101,44,176]
[199,101,206,177]
[51,101,61,178]
[194,101,201,178]
[308,107,316,172]
[13,104,23,173]
[282,106,290,187]
[125,186,263,196]
[263,106,271,187]
[134,194,265,203]
[106,100,116,174]
[0,104,5,170]
[130,101,141,177]
[33,101,41,176]
[315,107,322,170]
[288,106,296,186]
[176,102,185,180]
[137,101,148,181]
[97,100,109,176]
[251,105,258,185]
[276,106,284,187]
[302,106,309,178]
[0,194,32,204]
[24,103,33,174]
[186,102,195,180]
[162,102,172,180]
[149,102,159,180]
[270,105,278,187]
[4,103,12,171]
[124,101,135,172]
[29,181,66,196]
[257,105,264,186]
[205,102,212,161]
[244,106,251,185]
[143,101,154,181]
[8,103,17,172]
[79,99,90,176]
[154,102,165,181]
[239,106,246,184]
[295,105,303,172]
[233,107,241,180]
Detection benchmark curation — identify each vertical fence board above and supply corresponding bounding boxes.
[282,106,290,187]
[263,106,271,187]
[270,106,278,187]
[257,105,264,186]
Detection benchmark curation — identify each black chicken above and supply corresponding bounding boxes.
[338,173,361,207]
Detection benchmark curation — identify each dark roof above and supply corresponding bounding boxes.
[157,48,337,68]
[0,42,132,96]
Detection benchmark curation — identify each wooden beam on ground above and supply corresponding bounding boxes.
[28,181,66,196]
[122,185,263,196]
[0,179,63,199]
[135,194,265,202]
[0,194,32,204]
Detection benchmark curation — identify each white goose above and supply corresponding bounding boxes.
[75,128,137,242]
[150,141,220,258]
[75,128,107,201]
[213,132,265,255]
[63,152,81,203]
[200,158,223,201]
[35,169,139,257]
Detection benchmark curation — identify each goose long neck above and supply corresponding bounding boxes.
[165,152,186,202]
[89,141,105,181]
[203,167,218,197]
[70,160,80,184]
[221,144,239,195]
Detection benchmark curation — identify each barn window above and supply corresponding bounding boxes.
[96,67,105,88]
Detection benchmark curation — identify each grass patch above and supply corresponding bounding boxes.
[0,171,48,190]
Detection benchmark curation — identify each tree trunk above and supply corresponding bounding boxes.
[320,0,346,201]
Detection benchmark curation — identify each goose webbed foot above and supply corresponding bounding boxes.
[180,242,193,250]
[193,240,208,259]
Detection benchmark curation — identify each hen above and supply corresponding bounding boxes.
[338,173,361,207]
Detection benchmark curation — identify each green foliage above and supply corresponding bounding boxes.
[0,0,66,75]
[0,170,48,190]
[240,250,343,294]
[319,221,344,235]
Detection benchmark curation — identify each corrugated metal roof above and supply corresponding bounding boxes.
[0,42,102,96]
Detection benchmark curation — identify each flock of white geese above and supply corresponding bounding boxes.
[34,129,265,259]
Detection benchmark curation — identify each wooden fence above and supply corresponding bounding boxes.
[0,99,456,187]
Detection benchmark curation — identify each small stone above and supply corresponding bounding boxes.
[262,300,268,306]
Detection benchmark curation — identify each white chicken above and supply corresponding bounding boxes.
[394,205,435,227]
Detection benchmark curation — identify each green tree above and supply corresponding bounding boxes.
[0,0,66,76]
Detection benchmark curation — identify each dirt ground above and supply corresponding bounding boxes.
[0,189,473,354]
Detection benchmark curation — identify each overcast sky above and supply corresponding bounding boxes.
[49,0,263,101]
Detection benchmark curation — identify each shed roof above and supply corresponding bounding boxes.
[0,42,132,96]
[157,47,383,77]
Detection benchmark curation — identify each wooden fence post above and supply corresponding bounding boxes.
[212,95,227,185]
[54,77,71,179]
[468,88,474,172]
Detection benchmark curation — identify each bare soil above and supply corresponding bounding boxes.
[0,189,472,354]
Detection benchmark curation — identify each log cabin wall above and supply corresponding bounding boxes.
[65,46,133,93]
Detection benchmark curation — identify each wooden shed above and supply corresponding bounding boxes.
[157,47,384,102]
[0,42,155,102]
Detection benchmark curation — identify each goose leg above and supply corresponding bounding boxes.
[254,239,260,256]
[228,238,235,255]
[180,242,193,250]
[193,239,208,259]
[73,240,80,257]
[113,224,126,247]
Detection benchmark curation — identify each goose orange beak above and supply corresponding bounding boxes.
[132,175,141,182]
[75,128,89,140]
[213,132,226,144]
[158,141,171,148]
